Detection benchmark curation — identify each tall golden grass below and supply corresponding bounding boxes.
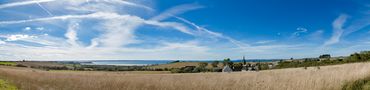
[1,62,370,90]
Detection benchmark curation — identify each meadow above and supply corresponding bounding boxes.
[0,61,16,66]
[1,62,370,90]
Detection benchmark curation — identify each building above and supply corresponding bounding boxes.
[242,56,248,72]
[222,65,233,73]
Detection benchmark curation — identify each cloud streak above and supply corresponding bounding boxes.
[0,0,55,9]
[175,16,249,48]
[151,3,204,21]
[323,14,348,46]
[291,27,308,38]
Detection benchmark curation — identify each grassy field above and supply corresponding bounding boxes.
[0,79,18,90]
[1,62,370,90]
[0,62,16,66]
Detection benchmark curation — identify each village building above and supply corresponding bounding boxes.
[222,65,233,73]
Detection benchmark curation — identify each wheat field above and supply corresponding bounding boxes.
[1,62,370,90]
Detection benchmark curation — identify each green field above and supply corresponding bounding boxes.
[0,62,16,66]
[0,79,17,90]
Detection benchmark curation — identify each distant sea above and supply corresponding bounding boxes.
[78,59,281,66]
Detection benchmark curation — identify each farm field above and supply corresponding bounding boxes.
[1,62,370,90]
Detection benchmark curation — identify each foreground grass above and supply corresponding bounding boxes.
[1,62,370,90]
[49,70,171,74]
[342,76,370,90]
[0,79,18,90]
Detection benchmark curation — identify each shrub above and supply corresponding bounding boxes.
[211,68,222,72]
[15,64,27,67]
[170,68,183,73]
[211,61,219,67]
[342,77,370,90]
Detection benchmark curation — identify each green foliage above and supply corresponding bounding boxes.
[198,62,208,68]
[170,66,200,73]
[15,64,27,67]
[0,62,16,66]
[211,67,222,72]
[319,54,331,59]
[257,63,270,70]
[170,68,183,73]
[232,63,243,71]
[170,60,180,63]
[223,58,233,67]
[0,79,18,90]
[342,77,370,90]
[276,51,370,69]
[196,62,209,72]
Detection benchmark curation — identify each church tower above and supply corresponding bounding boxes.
[242,56,247,72]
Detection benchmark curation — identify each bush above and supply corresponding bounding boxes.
[211,68,222,72]
[15,64,27,67]
[342,77,370,90]
[211,61,219,67]
[170,68,183,73]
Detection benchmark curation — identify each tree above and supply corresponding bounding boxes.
[233,63,243,71]
[319,54,331,60]
[198,62,208,72]
[211,61,219,67]
[170,60,180,63]
[350,53,361,62]
[223,58,233,66]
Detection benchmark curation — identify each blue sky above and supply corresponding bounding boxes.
[0,0,369,60]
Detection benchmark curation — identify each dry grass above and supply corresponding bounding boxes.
[149,62,222,69]
[1,62,370,90]
[15,61,65,67]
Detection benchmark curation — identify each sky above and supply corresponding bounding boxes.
[0,0,369,60]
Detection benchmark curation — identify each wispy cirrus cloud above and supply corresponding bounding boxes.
[255,40,275,44]
[0,1,214,60]
[151,3,204,21]
[175,16,249,48]
[290,27,308,38]
[323,14,348,46]
[0,0,54,9]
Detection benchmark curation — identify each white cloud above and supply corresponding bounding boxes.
[104,0,153,11]
[151,3,204,21]
[291,27,308,38]
[0,0,55,9]
[65,21,80,47]
[323,10,370,46]
[175,16,249,48]
[36,2,53,16]
[308,30,324,41]
[36,27,45,31]
[255,40,275,44]
[93,16,143,48]
[5,34,37,41]
[44,0,153,14]
[23,27,32,31]
[0,40,6,44]
[0,40,211,60]
[0,12,124,25]
[0,11,201,48]
[323,14,348,46]
[145,21,194,35]
[0,1,319,60]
